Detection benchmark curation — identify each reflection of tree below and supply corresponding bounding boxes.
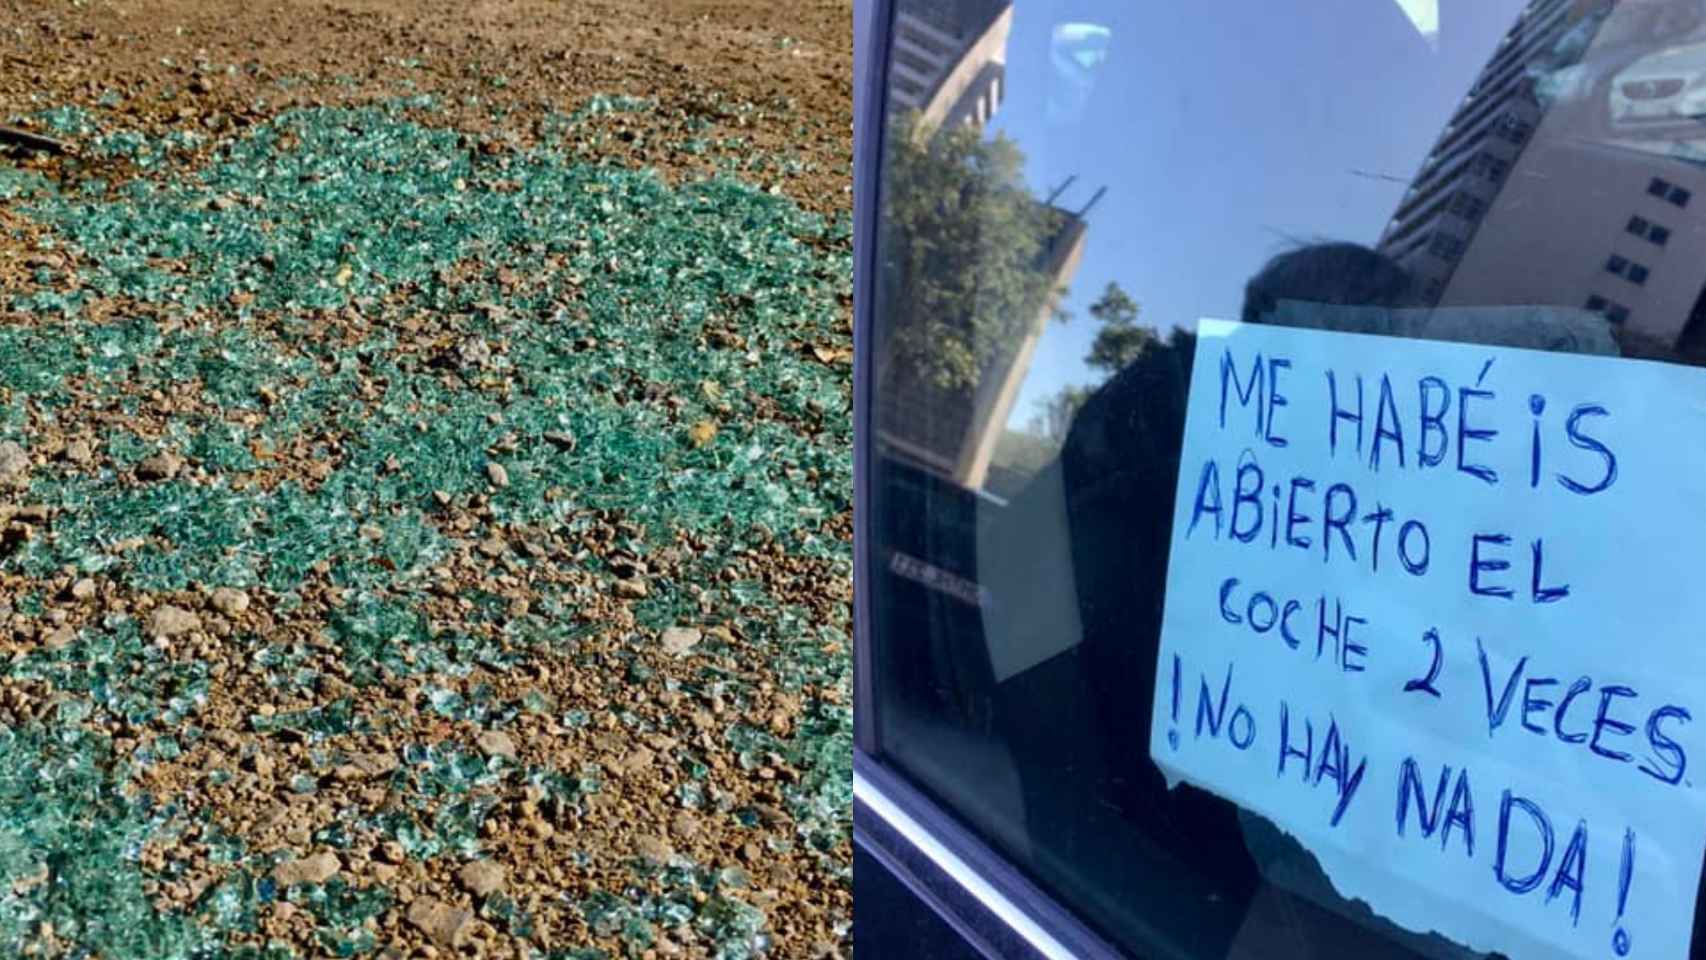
[993,426,1059,475]
[1031,385,1091,442]
[880,110,1069,394]
[1084,281,1153,374]
[1030,280,1153,442]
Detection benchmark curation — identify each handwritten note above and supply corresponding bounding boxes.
[1153,318,1706,960]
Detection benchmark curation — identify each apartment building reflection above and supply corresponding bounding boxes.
[877,0,1091,492]
[1378,0,1706,353]
[888,0,1011,130]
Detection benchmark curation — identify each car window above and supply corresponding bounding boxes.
[864,0,1706,957]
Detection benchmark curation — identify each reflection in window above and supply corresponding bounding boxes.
[1428,232,1465,261]
[1627,215,1671,247]
[1652,177,1692,208]
[1498,115,1532,144]
[1472,151,1508,182]
[874,1,1092,495]
[1448,191,1485,221]
[865,0,1706,957]
[1585,295,1630,325]
[1607,255,1652,286]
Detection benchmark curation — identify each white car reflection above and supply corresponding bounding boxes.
[1609,39,1706,135]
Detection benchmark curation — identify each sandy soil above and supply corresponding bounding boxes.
[0,1,854,958]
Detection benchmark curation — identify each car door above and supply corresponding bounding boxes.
[856,1,1706,958]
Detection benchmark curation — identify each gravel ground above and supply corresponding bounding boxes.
[0,2,852,958]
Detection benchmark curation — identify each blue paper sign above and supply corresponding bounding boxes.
[1154,318,1706,959]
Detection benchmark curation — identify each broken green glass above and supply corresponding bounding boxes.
[1,87,852,957]
[284,878,390,957]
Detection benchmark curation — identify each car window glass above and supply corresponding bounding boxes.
[867,1,1706,957]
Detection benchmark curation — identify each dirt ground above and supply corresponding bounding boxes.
[0,1,853,958]
[0,0,850,202]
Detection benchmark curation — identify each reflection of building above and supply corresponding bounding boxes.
[877,212,1088,490]
[1376,0,1574,301]
[1379,0,1706,350]
[878,1,1091,492]
[1440,136,1706,348]
[889,1,1011,131]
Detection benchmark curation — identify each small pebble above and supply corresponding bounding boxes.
[147,605,202,640]
[660,626,701,656]
[273,851,340,887]
[209,587,250,617]
[0,442,28,487]
[60,440,93,466]
[136,452,183,481]
[457,859,506,897]
[476,730,516,760]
